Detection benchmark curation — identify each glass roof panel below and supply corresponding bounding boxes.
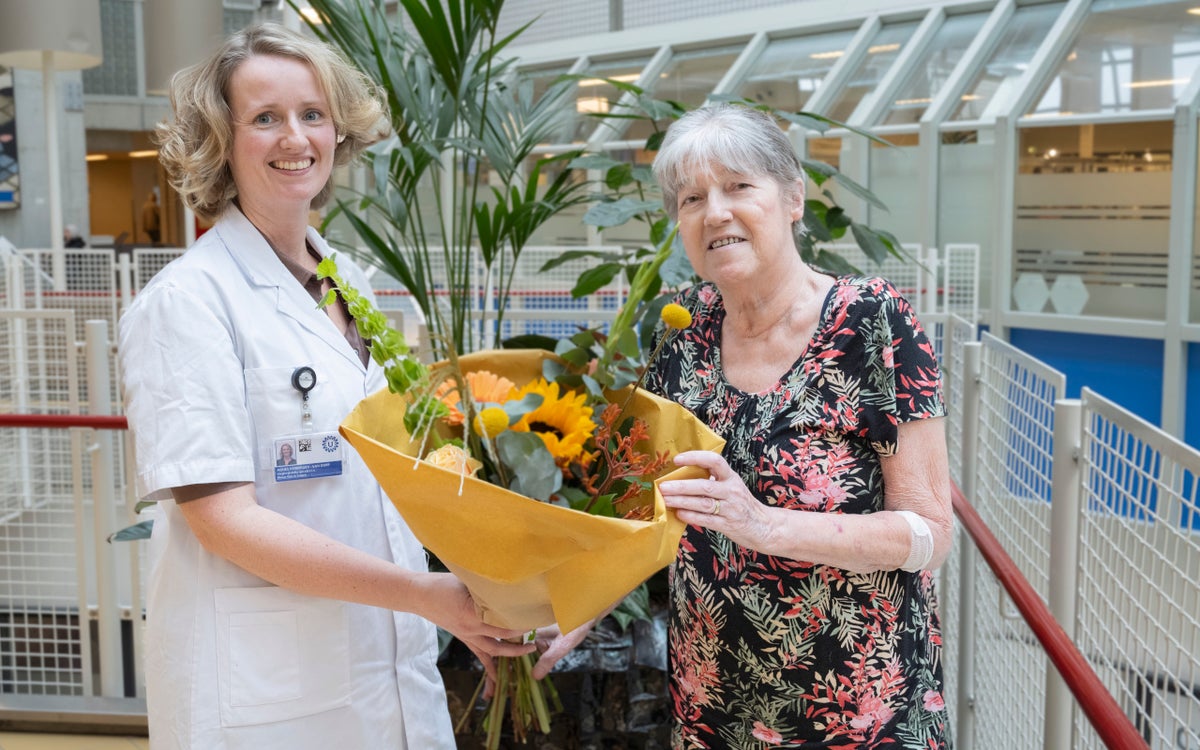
[572,56,652,143]
[950,2,1065,122]
[1027,0,1200,118]
[622,44,745,143]
[825,21,921,123]
[734,28,858,113]
[880,11,990,126]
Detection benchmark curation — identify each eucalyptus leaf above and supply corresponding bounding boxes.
[501,393,544,422]
[496,431,562,502]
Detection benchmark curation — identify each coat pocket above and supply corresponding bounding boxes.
[213,586,351,727]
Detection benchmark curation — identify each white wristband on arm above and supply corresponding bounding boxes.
[895,510,934,572]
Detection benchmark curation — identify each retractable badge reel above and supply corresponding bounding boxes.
[292,366,316,431]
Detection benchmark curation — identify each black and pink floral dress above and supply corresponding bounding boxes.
[646,276,950,749]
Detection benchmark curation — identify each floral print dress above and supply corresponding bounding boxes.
[646,276,950,750]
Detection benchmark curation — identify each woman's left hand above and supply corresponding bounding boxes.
[659,450,773,550]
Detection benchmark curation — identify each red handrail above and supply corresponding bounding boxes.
[0,412,1160,748]
[952,482,1148,750]
[0,413,129,430]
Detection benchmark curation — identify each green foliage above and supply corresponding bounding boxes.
[297,0,593,357]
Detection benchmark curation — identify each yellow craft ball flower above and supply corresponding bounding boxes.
[423,444,483,478]
[474,406,509,438]
[661,303,692,330]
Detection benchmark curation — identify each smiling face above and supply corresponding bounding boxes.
[226,54,337,221]
[674,163,805,286]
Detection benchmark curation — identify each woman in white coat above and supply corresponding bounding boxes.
[118,23,532,750]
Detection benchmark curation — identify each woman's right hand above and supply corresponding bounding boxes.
[415,573,534,680]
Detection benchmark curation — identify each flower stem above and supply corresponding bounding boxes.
[485,657,509,750]
[520,652,553,734]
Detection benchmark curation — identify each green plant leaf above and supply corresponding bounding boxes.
[496,431,562,502]
[571,263,622,297]
[850,222,897,266]
[609,583,652,631]
[583,198,661,228]
[107,520,154,543]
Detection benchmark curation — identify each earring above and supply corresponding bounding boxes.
[336,133,346,144]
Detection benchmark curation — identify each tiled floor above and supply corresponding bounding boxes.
[0,734,148,750]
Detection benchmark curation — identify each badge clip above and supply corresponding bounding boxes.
[291,366,316,431]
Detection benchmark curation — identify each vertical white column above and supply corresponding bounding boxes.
[1044,398,1083,750]
[86,319,123,697]
[955,341,982,750]
[43,51,66,291]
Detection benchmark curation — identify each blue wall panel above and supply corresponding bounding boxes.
[1188,343,1200,449]
[1008,329,1163,429]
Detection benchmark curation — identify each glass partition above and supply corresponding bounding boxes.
[735,28,859,113]
[1026,0,1200,118]
[825,21,920,123]
[939,129,996,312]
[1014,121,1173,319]
[622,44,745,144]
[867,133,921,240]
[879,11,990,126]
[950,2,1065,122]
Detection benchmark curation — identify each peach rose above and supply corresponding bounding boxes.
[424,444,483,477]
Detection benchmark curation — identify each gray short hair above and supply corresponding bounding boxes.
[653,103,807,243]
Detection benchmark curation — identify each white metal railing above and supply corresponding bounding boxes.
[944,330,1200,749]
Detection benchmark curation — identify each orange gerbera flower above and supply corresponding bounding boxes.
[434,370,517,426]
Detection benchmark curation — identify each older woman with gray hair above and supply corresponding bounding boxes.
[648,103,953,748]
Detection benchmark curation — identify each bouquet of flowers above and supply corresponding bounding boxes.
[320,254,721,747]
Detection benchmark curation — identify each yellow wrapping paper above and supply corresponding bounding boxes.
[340,349,724,632]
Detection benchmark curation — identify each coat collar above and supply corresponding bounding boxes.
[213,206,366,373]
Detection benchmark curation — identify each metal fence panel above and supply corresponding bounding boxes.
[969,332,1066,748]
[1076,388,1200,750]
[0,309,92,697]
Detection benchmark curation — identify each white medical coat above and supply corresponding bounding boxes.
[119,207,455,750]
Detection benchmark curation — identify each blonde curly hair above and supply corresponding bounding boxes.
[155,23,388,222]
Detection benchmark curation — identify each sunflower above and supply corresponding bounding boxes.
[510,379,596,466]
[434,370,517,426]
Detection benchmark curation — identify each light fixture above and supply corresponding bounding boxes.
[1125,79,1187,89]
[299,6,323,24]
[868,43,901,54]
[129,150,159,159]
[809,50,844,60]
[85,154,109,162]
[577,73,640,88]
[1188,7,1200,15]
[894,97,932,106]
[575,97,608,114]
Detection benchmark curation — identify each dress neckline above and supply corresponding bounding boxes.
[710,276,842,398]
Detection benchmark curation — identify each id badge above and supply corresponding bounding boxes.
[273,431,344,483]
